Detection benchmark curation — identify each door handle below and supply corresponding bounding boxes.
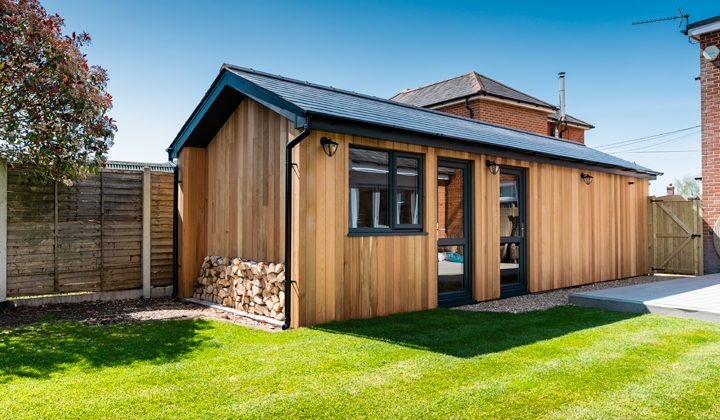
[520,223,525,238]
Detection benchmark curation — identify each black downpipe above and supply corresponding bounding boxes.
[558,120,569,139]
[171,162,179,298]
[283,121,311,329]
[464,97,475,119]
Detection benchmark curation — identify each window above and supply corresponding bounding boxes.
[349,146,423,233]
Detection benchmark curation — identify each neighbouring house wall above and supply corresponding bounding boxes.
[435,98,551,136]
[546,122,586,143]
[699,29,720,273]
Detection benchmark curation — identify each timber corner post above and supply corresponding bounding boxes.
[0,160,6,301]
[142,166,152,298]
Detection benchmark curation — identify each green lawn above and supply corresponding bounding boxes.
[1,306,720,418]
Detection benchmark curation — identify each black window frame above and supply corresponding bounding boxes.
[348,145,424,235]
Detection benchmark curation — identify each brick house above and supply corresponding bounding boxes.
[686,16,720,273]
[390,71,594,143]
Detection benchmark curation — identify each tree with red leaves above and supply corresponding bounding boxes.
[0,0,116,184]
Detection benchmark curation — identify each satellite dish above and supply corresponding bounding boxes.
[703,45,720,62]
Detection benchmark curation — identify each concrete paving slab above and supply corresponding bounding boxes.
[570,275,720,323]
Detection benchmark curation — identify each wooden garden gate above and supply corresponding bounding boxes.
[649,195,703,275]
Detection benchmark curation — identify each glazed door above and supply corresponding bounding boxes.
[499,166,527,297]
[437,159,473,306]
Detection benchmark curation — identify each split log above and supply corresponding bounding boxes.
[193,255,285,321]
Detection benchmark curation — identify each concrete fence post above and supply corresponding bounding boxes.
[142,167,151,298]
[0,160,7,301]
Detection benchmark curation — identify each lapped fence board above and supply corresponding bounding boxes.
[5,166,175,297]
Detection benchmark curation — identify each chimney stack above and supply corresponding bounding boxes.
[667,183,676,196]
[555,72,566,138]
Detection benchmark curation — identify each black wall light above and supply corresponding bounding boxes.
[320,137,338,157]
[580,173,594,185]
[486,160,500,175]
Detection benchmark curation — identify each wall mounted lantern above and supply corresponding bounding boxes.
[580,173,594,185]
[486,160,500,175]
[320,137,338,157]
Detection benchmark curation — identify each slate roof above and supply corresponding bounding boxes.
[169,65,659,177]
[390,71,556,109]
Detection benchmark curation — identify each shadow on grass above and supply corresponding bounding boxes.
[0,319,211,382]
[312,306,639,358]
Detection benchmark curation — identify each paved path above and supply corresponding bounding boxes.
[570,275,720,323]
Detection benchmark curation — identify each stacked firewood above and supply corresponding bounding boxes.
[194,256,285,321]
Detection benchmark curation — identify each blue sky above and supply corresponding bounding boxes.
[43,1,716,195]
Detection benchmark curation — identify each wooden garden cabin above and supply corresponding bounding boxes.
[168,65,660,328]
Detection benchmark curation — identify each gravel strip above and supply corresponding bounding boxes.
[457,275,683,313]
[0,298,280,331]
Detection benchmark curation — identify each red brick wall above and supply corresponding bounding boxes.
[445,169,464,238]
[546,122,586,143]
[437,184,447,239]
[436,98,550,135]
[700,29,720,273]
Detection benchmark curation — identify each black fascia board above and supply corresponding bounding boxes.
[168,69,307,159]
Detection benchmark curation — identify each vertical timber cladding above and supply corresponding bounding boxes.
[204,99,295,262]
[178,147,207,298]
[294,129,650,327]
[187,100,649,326]
[179,98,297,299]
[294,131,500,327]
[512,159,650,292]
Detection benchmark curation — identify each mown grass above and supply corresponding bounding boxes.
[1,306,719,418]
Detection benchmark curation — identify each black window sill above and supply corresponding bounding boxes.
[347,231,428,237]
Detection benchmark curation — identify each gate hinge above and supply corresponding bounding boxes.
[691,233,701,238]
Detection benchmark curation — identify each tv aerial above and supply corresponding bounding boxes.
[632,8,689,28]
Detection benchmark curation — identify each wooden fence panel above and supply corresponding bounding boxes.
[151,172,173,286]
[6,171,55,296]
[57,175,102,292]
[5,166,174,297]
[101,171,143,291]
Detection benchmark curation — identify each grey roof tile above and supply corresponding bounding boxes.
[390,71,555,109]
[548,112,594,128]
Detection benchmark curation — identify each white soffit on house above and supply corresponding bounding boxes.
[688,20,720,38]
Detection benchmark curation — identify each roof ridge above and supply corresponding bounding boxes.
[224,64,588,147]
[470,71,485,93]
[475,72,556,109]
[389,71,479,98]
